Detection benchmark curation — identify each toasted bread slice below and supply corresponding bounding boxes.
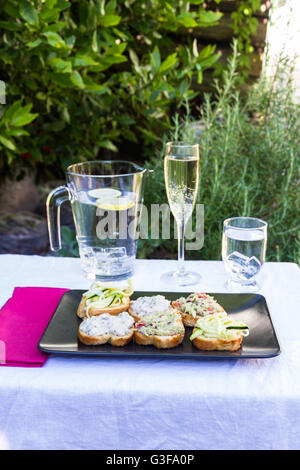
[128,295,171,322]
[172,293,226,327]
[77,295,130,318]
[78,311,134,346]
[134,310,185,349]
[127,306,139,322]
[191,333,242,351]
[134,329,184,349]
[190,312,248,351]
[78,327,134,346]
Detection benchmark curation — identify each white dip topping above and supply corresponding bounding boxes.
[130,295,170,317]
[79,311,134,337]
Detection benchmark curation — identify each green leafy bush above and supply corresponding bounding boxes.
[140,46,300,264]
[230,0,261,82]
[0,100,37,156]
[0,0,223,178]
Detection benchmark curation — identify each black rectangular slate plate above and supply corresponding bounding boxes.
[38,290,281,359]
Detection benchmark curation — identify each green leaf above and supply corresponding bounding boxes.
[65,35,76,49]
[177,14,198,28]
[179,78,188,98]
[56,0,71,11]
[40,8,60,23]
[42,23,66,33]
[11,112,38,127]
[72,55,99,67]
[199,53,220,69]
[3,100,23,124]
[150,46,161,75]
[48,73,73,87]
[45,0,58,8]
[149,89,161,104]
[116,115,135,125]
[129,48,139,67]
[99,15,121,27]
[158,53,178,74]
[27,38,42,48]
[197,44,216,61]
[0,135,16,151]
[0,21,22,32]
[6,128,30,137]
[105,0,117,14]
[197,69,203,84]
[83,78,110,94]
[48,57,72,73]
[4,3,19,17]
[92,30,99,53]
[19,0,39,26]
[98,140,118,151]
[36,92,47,100]
[43,31,66,49]
[96,53,127,71]
[193,39,198,58]
[198,11,223,25]
[70,71,85,89]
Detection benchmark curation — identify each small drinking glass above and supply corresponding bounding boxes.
[222,217,267,291]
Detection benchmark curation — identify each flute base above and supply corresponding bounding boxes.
[160,270,201,287]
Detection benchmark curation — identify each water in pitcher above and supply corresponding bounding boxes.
[71,188,138,280]
[222,228,266,283]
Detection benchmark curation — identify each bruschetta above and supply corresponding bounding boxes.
[190,312,249,351]
[134,310,185,349]
[172,293,226,327]
[77,281,133,318]
[78,311,135,346]
[128,295,171,321]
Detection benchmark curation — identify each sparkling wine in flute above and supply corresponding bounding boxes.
[164,155,199,225]
[161,142,201,286]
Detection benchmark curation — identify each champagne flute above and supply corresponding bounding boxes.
[161,141,200,286]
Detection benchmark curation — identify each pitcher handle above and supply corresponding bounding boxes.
[46,185,72,251]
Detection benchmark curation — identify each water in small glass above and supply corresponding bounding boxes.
[222,217,267,290]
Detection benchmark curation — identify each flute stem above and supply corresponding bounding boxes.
[177,222,185,276]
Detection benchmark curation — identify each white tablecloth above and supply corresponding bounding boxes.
[0,254,299,450]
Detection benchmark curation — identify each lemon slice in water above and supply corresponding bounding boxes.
[88,188,122,199]
[96,196,135,211]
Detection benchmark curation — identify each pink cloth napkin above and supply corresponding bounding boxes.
[0,287,69,368]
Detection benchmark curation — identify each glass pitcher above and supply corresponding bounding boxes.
[47,160,151,280]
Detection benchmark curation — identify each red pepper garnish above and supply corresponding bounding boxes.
[197,293,207,298]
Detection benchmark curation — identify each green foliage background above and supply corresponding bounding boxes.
[140,50,300,264]
[1,1,298,264]
[0,0,223,178]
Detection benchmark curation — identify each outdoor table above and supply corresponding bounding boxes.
[0,254,299,450]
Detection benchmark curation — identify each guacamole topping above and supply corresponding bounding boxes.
[135,310,184,337]
[175,293,224,318]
